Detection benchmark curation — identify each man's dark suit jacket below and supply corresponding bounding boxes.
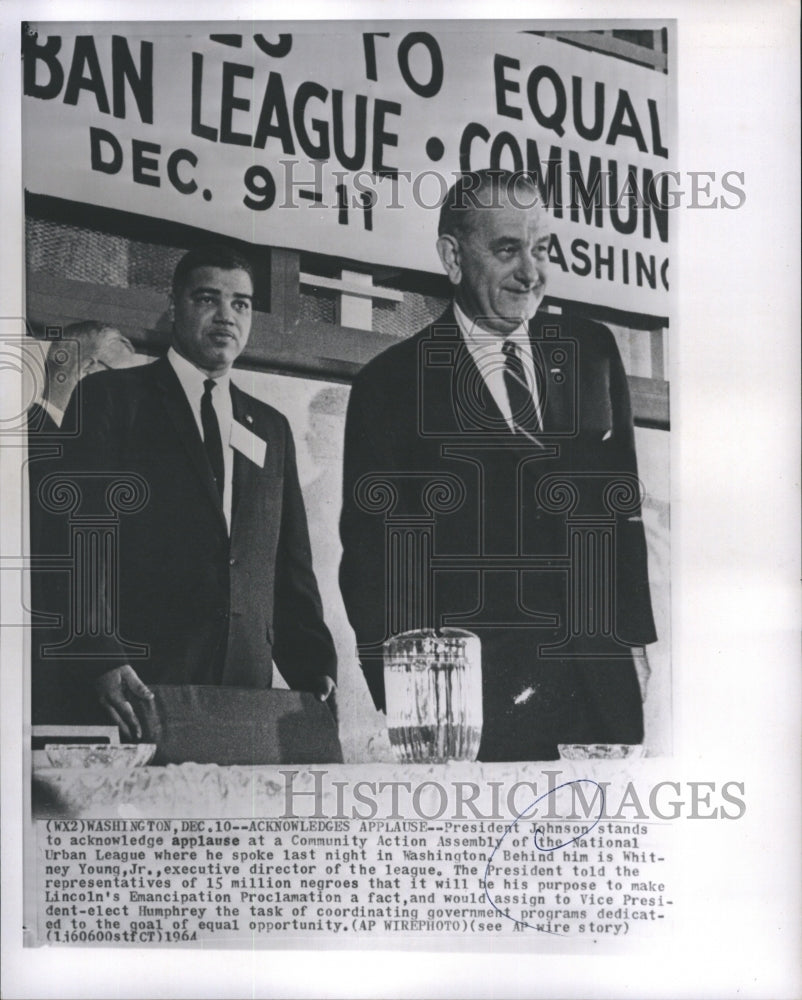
[48,356,336,708]
[27,402,60,436]
[339,308,656,761]
[28,402,68,723]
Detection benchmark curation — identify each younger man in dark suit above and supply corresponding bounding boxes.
[53,246,336,738]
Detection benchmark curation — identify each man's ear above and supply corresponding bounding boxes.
[167,294,175,321]
[437,235,462,287]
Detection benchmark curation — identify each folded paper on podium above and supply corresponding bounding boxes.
[138,685,343,765]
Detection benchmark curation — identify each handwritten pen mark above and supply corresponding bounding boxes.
[483,778,605,935]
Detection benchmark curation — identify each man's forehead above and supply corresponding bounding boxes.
[183,266,253,294]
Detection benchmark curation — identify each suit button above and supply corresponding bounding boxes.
[229,557,236,566]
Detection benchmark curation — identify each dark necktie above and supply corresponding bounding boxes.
[502,340,540,433]
[201,378,225,500]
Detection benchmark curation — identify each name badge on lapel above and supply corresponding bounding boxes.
[230,419,267,467]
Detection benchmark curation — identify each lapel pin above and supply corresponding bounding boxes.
[246,414,253,424]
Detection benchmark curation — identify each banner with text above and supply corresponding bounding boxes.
[23,22,672,314]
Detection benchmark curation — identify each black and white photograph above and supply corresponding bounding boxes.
[1,2,798,998]
[21,18,672,774]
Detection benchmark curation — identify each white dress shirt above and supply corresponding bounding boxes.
[39,399,65,427]
[453,302,543,432]
[167,347,234,530]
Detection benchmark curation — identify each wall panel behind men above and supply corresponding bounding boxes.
[231,370,384,763]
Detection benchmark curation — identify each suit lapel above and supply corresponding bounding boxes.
[456,337,510,432]
[530,316,575,435]
[230,384,256,530]
[427,308,509,434]
[151,357,227,530]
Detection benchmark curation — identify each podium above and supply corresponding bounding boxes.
[138,685,343,765]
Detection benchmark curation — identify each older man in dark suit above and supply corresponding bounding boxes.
[55,245,336,738]
[28,321,141,725]
[339,170,656,761]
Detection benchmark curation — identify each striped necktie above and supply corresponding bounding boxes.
[502,340,540,433]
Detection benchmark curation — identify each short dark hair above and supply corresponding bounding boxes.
[171,244,254,297]
[438,169,543,240]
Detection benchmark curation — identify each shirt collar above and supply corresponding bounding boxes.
[39,399,65,427]
[453,301,532,355]
[167,346,231,397]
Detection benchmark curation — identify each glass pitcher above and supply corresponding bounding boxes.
[383,628,482,763]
